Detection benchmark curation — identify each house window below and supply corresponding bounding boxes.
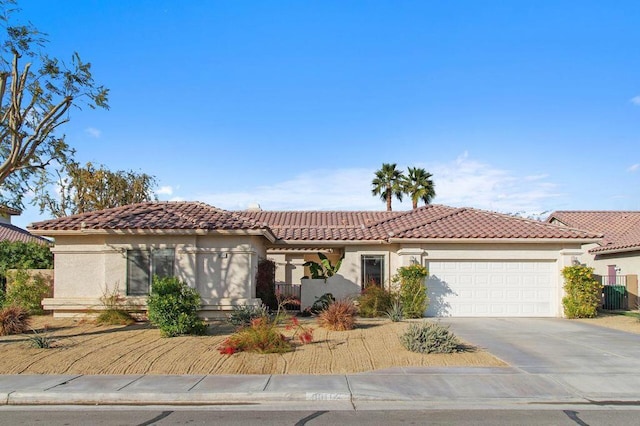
[361,255,384,288]
[127,248,175,295]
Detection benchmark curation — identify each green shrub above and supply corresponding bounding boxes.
[147,276,206,337]
[562,265,602,318]
[318,299,357,331]
[227,304,269,328]
[4,270,50,314]
[393,264,429,319]
[0,306,30,336]
[400,321,462,354]
[358,285,392,317]
[0,241,53,277]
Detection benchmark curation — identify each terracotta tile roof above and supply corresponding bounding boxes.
[376,207,601,240]
[547,211,640,254]
[28,201,599,243]
[0,223,50,244]
[241,210,404,241]
[28,202,271,233]
[241,205,600,242]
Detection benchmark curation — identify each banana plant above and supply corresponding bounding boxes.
[303,252,345,281]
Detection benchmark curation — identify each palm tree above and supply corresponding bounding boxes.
[403,167,436,209]
[371,163,405,211]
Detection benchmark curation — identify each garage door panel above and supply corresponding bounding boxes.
[426,260,557,317]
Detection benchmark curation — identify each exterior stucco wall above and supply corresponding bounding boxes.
[574,243,640,278]
[274,242,582,286]
[270,242,585,317]
[44,233,267,317]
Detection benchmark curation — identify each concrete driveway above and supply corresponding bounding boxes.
[439,317,640,400]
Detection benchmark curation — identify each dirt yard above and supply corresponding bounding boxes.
[575,312,640,334]
[0,316,504,375]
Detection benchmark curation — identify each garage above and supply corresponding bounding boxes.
[425,260,558,317]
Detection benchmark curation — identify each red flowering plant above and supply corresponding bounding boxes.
[218,300,313,355]
[284,316,314,345]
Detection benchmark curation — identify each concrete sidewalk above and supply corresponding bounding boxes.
[2,366,640,408]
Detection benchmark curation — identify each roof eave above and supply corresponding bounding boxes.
[29,228,277,242]
[387,237,602,244]
[590,245,640,255]
[272,239,389,246]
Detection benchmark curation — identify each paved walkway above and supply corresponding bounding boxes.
[1,319,639,409]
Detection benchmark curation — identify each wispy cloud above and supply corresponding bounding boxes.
[628,164,640,172]
[631,96,640,106]
[157,185,174,195]
[194,153,562,214]
[430,152,562,213]
[85,127,101,138]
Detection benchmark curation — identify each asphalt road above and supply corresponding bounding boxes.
[1,408,640,426]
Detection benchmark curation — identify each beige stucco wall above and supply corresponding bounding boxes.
[269,242,585,317]
[43,233,267,317]
[574,243,640,278]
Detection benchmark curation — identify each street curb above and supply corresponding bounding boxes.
[5,391,352,406]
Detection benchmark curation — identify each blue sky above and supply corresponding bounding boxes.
[10,0,640,228]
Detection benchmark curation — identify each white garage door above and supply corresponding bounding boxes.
[425,261,558,317]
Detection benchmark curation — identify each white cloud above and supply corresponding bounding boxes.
[628,164,640,172]
[430,153,562,213]
[85,127,102,138]
[631,96,640,106]
[193,153,562,215]
[157,185,174,195]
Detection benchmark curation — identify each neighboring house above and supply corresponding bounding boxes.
[547,211,640,309]
[0,206,50,245]
[547,211,640,277]
[29,201,599,318]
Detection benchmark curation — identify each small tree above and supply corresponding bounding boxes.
[393,264,429,319]
[562,265,602,318]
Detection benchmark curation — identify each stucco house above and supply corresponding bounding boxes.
[29,201,599,318]
[547,211,640,309]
